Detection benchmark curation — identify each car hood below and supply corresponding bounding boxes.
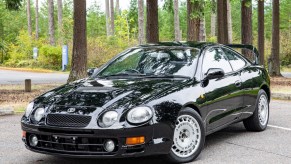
[34,77,186,115]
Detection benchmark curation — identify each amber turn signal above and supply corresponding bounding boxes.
[126,136,145,145]
[22,131,26,138]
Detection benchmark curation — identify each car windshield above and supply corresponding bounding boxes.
[94,47,200,78]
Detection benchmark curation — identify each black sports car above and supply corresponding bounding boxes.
[21,42,270,163]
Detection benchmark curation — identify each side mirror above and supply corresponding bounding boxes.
[204,68,225,80]
[87,68,98,77]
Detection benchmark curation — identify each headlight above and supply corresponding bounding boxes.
[33,108,45,122]
[25,102,34,117]
[102,111,118,127]
[127,106,153,124]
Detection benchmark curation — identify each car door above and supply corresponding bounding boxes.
[222,47,261,119]
[202,47,244,131]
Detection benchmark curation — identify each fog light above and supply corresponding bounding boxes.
[126,136,145,145]
[29,135,38,147]
[104,140,115,152]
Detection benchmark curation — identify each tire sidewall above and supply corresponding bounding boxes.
[167,107,205,163]
[255,90,270,130]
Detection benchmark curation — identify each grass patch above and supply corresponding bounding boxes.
[0,83,62,113]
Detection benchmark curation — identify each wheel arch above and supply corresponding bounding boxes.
[183,103,202,117]
[260,84,270,102]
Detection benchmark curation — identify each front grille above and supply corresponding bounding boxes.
[27,133,118,155]
[47,114,91,127]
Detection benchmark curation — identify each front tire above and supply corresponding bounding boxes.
[243,89,269,131]
[167,108,205,163]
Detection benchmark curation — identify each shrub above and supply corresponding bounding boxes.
[38,45,62,70]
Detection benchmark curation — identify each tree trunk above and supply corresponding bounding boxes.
[105,0,110,36]
[48,0,55,45]
[138,0,145,44]
[68,0,87,82]
[217,0,228,44]
[146,0,159,43]
[241,0,252,59]
[187,0,201,41]
[226,0,232,43]
[115,0,120,14]
[199,17,206,41]
[258,0,265,66]
[174,0,181,41]
[210,0,216,37]
[26,0,32,37]
[110,0,115,35]
[35,0,39,39]
[57,0,63,45]
[269,0,281,76]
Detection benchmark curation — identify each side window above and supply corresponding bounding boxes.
[202,48,233,75]
[222,48,247,71]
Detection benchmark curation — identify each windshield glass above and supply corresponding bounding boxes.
[94,47,200,78]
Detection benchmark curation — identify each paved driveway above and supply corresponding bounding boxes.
[0,100,291,163]
[0,69,68,84]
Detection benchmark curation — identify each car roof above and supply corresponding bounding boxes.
[138,41,216,50]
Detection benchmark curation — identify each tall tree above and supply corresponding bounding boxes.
[258,0,265,66]
[128,0,138,38]
[68,0,87,82]
[217,0,228,44]
[110,0,115,35]
[241,0,252,59]
[35,0,39,39]
[146,0,159,43]
[115,0,120,14]
[199,17,206,41]
[187,0,202,41]
[210,0,216,37]
[174,0,181,41]
[138,0,145,44]
[226,0,232,43]
[57,0,63,45]
[26,0,32,37]
[105,0,110,36]
[269,0,281,76]
[48,0,55,45]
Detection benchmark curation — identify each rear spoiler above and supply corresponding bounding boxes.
[225,44,260,65]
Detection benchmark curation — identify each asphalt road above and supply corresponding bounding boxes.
[0,70,68,84]
[282,72,291,78]
[0,100,291,164]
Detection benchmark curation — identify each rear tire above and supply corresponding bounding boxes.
[167,108,205,163]
[243,89,269,131]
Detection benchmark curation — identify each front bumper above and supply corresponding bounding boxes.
[21,121,173,158]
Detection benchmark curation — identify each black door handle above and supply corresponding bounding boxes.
[235,80,242,87]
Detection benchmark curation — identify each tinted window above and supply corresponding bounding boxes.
[202,48,233,75]
[96,48,200,78]
[222,48,246,71]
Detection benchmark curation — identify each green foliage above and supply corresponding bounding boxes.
[127,0,138,38]
[87,36,137,68]
[38,45,62,69]
[4,0,22,10]
[4,30,62,70]
[1,0,291,71]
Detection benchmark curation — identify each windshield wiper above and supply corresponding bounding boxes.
[98,72,145,78]
[143,74,190,79]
